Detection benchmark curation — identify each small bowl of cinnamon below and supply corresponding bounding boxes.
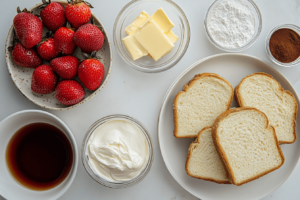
[266,24,300,67]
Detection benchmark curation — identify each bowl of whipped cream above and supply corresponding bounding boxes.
[81,114,154,188]
[204,0,262,52]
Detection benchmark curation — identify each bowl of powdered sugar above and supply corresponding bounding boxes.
[204,0,262,52]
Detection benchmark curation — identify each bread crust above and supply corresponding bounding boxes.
[211,107,285,186]
[173,73,233,138]
[185,127,231,184]
[235,72,298,144]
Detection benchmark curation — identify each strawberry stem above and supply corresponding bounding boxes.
[91,51,97,58]
[67,0,93,8]
[17,7,32,14]
[82,52,100,59]
[41,0,51,4]
[66,22,75,31]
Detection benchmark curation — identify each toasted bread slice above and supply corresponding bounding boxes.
[235,72,297,144]
[212,107,285,186]
[185,127,230,184]
[174,73,233,138]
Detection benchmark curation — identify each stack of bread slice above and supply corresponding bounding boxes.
[174,72,297,186]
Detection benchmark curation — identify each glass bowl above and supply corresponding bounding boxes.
[204,0,262,52]
[266,24,300,67]
[81,114,154,189]
[113,0,190,73]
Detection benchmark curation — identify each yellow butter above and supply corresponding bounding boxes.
[151,8,174,33]
[165,30,178,44]
[122,35,148,60]
[134,19,174,61]
[124,11,150,35]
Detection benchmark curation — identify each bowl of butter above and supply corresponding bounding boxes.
[113,0,190,73]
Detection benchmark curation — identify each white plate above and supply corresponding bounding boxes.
[158,54,300,200]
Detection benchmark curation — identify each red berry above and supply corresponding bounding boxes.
[50,56,79,79]
[55,80,85,105]
[12,43,42,68]
[65,1,92,29]
[31,65,58,94]
[40,2,66,31]
[13,8,43,48]
[78,59,104,90]
[37,38,59,61]
[74,24,105,53]
[54,27,76,55]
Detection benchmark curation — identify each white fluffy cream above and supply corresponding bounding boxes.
[207,0,255,49]
[86,120,148,182]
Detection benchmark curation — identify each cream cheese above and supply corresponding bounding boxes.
[86,120,149,182]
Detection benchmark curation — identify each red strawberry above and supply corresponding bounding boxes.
[55,80,85,105]
[54,26,76,55]
[12,43,42,68]
[37,37,59,61]
[50,56,79,79]
[31,65,58,94]
[74,23,105,53]
[13,7,43,48]
[65,0,93,29]
[40,1,66,31]
[78,58,104,90]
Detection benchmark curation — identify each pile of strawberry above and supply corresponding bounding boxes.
[11,0,105,106]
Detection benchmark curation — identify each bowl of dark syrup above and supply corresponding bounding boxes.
[0,110,78,200]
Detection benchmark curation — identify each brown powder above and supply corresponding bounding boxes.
[269,28,300,63]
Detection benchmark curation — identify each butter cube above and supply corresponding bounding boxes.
[151,8,174,33]
[124,11,150,35]
[165,30,178,44]
[122,35,148,60]
[134,19,174,61]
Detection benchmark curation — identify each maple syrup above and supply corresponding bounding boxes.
[6,122,73,191]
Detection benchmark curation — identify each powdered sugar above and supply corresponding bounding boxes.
[207,0,255,49]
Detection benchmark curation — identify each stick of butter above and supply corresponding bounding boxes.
[124,11,149,36]
[134,19,174,61]
[122,35,148,60]
[151,8,174,33]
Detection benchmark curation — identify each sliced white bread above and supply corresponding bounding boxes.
[235,72,297,144]
[185,127,230,184]
[212,107,285,186]
[174,73,233,138]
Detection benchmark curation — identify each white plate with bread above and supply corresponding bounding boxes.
[158,53,300,200]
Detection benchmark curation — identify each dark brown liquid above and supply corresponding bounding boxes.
[6,123,73,191]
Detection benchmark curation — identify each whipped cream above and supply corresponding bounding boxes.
[86,119,149,182]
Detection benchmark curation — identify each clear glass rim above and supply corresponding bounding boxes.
[113,0,190,73]
[265,24,300,67]
[204,0,262,52]
[81,114,154,189]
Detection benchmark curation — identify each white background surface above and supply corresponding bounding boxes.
[0,0,300,199]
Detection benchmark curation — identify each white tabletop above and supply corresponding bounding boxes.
[0,0,300,199]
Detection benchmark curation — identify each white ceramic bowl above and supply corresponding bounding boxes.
[5,1,112,111]
[0,110,78,200]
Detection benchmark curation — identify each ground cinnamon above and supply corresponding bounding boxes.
[269,28,300,63]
